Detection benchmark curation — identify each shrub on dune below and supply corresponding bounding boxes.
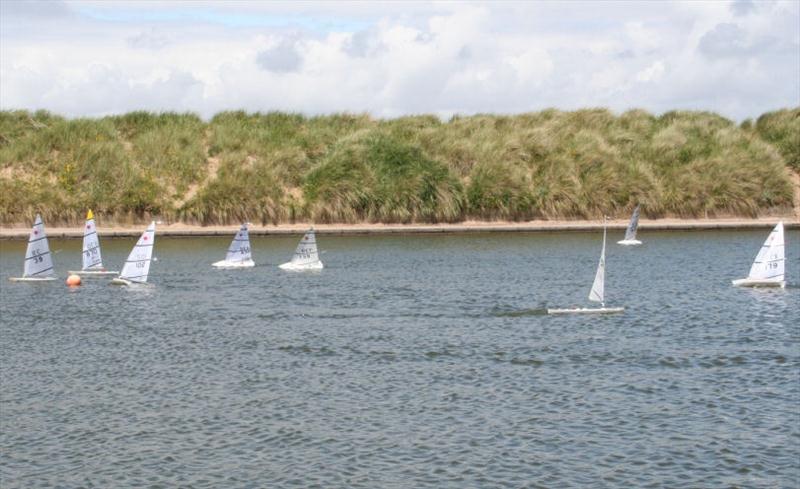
[304,133,464,223]
[755,108,800,171]
[180,155,287,225]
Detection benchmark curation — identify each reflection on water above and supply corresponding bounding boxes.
[746,287,789,304]
[1,230,798,488]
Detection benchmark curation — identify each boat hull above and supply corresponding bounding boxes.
[617,239,642,246]
[68,270,119,276]
[547,307,625,315]
[8,276,57,282]
[110,278,132,286]
[212,259,255,269]
[732,278,786,288]
[279,261,324,271]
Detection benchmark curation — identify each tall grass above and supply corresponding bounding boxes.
[179,153,287,225]
[304,132,464,223]
[0,108,796,225]
[0,111,210,224]
[753,108,800,171]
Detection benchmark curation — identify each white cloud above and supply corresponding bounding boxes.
[505,49,554,86]
[636,61,665,83]
[0,0,797,120]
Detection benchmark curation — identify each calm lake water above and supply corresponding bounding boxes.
[1,230,798,488]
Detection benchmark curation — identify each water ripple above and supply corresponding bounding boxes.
[1,231,798,487]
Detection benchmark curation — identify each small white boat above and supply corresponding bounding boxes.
[617,204,642,246]
[67,209,119,276]
[212,223,255,268]
[8,214,57,282]
[279,228,323,271]
[548,219,624,315]
[546,306,625,315]
[732,221,785,288]
[111,221,156,286]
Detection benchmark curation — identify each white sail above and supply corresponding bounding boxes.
[224,224,252,263]
[623,205,640,241]
[23,214,55,278]
[289,229,320,266]
[747,222,784,281]
[547,220,625,314]
[82,209,103,270]
[118,222,156,283]
[549,219,623,314]
[588,224,606,304]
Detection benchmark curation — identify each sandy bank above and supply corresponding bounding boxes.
[1,218,798,239]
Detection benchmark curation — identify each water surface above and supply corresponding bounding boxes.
[1,230,798,487]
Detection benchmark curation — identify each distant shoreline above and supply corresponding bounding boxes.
[1,218,798,240]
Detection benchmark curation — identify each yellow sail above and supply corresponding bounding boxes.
[87,209,94,220]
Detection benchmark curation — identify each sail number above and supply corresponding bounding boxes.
[767,253,779,269]
[31,249,44,263]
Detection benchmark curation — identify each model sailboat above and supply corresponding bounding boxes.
[212,223,254,268]
[548,219,624,314]
[9,214,56,282]
[279,229,323,270]
[732,222,785,288]
[68,210,119,275]
[111,221,156,286]
[617,205,642,245]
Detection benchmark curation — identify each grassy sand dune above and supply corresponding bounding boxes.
[1,108,797,226]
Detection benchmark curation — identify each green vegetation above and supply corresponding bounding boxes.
[304,133,464,223]
[752,108,800,171]
[0,108,796,225]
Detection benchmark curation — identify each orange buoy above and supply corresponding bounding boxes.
[66,274,82,286]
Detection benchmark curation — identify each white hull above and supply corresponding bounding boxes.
[212,259,255,269]
[8,276,57,282]
[617,239,642,246]
[68,269,120,276]
[732,278,786,288]
[547,306,625,315]
[110,278,150,287]
[279,260,323,271]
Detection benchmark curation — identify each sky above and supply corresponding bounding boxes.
[0,0,798,121]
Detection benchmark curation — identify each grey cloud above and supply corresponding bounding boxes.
[0,0,72,18]
[415,31,435,44]
[615,50,635,59]
[345,30,368,57]
[344,29,387,58]
[698,23,751,58]
[256,39,302,73]
[698,22,793,59]
[730,0,756,16]
[127,29,170,50]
